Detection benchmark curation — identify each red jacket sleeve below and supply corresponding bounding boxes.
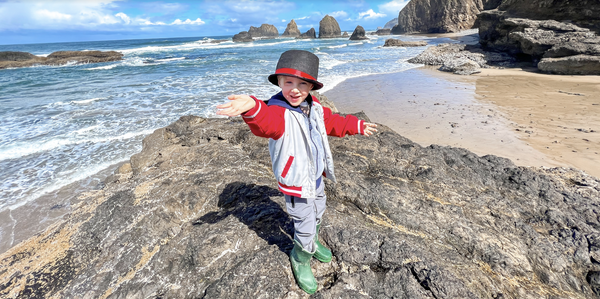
[241,96,285,140]
[322,105,365,137]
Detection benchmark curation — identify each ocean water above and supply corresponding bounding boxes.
[0,33,456,212]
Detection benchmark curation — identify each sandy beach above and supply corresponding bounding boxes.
[324,66,600,178]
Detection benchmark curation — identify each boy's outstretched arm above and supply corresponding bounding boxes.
[216,94,256,117]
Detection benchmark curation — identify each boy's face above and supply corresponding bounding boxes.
[278,75,313,107]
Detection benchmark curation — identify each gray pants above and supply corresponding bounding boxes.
[284,181,326,253]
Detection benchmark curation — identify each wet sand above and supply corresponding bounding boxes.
[324,66,600,178]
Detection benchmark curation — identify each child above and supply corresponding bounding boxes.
[216,50,377,294]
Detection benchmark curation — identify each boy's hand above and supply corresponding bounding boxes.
[216,95,257,117]
[363,122,378,136]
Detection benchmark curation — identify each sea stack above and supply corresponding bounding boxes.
[248,24,279,38]
[232,31,253,42]
[281,20,301,37]
[349,25,369,40]
[391,0,501,34]
[296,28,316,39]
[319,15,341,38]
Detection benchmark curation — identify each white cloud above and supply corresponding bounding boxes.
[171,18,205,25]
[34,9,72,22]
[115,12,130,24]
[329,11,348,19]
[357,9,386,20]
[379,0,409,15]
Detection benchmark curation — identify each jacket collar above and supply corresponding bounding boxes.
[267,91,314,113]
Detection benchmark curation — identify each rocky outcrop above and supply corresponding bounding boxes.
[296,28,316,39]
[2,99,600,298]
[497,0,600,34]
[0,51,37,61]
[319,15,341,38]
[0,50,123,69]
[349,26,368,41]
[538,55,600,75]
[391,0,502,34]
[374,28,391,35]
[477,5,600,75]
[342,31,349,38]
[384,39,427,47]
[248,24,279,38]
[281,20,301,37]
[408,43,515,74]
[232,31,253,42]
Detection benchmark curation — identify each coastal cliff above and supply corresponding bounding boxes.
[391,0,501,34]
[2,102,600,297]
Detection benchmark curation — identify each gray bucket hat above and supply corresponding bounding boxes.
[268,50,323,90]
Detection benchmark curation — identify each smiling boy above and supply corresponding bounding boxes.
[217,50,376,294]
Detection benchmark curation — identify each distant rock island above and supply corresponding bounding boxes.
[0,50,123,69]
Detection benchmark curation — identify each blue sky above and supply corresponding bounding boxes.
[0,0,409,45]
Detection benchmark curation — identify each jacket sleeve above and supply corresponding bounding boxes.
[323,105,365,137]
[241,96,285,140]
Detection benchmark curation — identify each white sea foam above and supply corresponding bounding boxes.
[327,44,348,49]
[0,129,154,161]
[1,159,129,212]
[155,57,186,63]
[72,98,103,104]
[86,64,118,70]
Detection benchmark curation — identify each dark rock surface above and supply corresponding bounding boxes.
[296,28,316,39]
[342,31,349,38]
[281,20,301,37]
[232,31,253,42]
[408,43,515,74]
[391,0,502,34]
[248,24,279,38]
[477,8,600,75]
[0,51,37,61]
[384,39,427,47]
[0,50,123,69]
[319,15,341,38]
[2,97,600,298]
[349,26,368,41]
[497,0,600,34]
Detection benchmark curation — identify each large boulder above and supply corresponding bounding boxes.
[538,55,600,75]
[296,28,316,39]
[2,113,600,298]
[281,19,301,37]
[319,15,341,38]
[232,31,253,42]
[349,26,369,41]
[248,24,279,38]
[391,0,502,34]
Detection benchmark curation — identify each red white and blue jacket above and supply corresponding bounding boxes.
[242,92,365,198]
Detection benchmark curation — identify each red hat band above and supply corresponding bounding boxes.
[275,68,317,81]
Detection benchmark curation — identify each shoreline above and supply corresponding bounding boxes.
[324,66,600,178]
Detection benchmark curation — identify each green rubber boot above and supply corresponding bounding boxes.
[313,223,332,263]
[290,242,317,294]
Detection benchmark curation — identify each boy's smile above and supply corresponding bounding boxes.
[278,75,314,107]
